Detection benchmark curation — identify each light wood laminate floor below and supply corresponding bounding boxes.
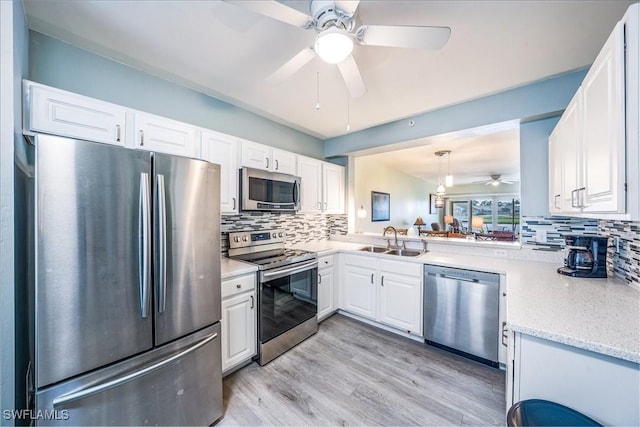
[218,314,505,426]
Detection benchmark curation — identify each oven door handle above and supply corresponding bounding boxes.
[260,260,318,282]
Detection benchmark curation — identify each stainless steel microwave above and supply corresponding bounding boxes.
[240,167,301,211]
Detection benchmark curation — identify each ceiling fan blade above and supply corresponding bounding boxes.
[337,55,367,98]
[224,0,313,28]
[265,48,316,85]
[334,0,360,16]
[358,25,451,50]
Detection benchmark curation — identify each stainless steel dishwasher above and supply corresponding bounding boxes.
[423,265,499,367]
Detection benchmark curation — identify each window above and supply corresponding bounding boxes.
[447,195,520,235]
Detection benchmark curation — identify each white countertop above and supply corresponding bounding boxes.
[221,256,257,279]
[291,240,640,364]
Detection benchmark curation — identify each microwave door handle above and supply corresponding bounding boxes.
[293,180,300,206]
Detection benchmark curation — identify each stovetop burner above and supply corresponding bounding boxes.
[227,229,316,270]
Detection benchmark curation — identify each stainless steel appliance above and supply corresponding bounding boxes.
[240,167,301,211]
[424,265,499,367]
[228,229,317,365]
[558,234,609,278]
[19,134,223,425]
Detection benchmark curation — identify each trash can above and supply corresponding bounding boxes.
[507,399,602,426]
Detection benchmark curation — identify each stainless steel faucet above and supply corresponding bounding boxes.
[382,226,404,250]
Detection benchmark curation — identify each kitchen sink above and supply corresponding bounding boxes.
[358,246,388,253]
[384,249,423,257]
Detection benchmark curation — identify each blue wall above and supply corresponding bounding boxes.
[28,31,324,159]
[324,70,587,157]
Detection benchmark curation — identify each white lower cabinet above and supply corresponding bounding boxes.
[221,273,256,375]
[340,254,422,335]
[508,332,640,426]
[317,255,336,321]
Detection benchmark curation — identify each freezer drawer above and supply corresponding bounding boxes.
[35,324,222,426]
[424,265,499,365]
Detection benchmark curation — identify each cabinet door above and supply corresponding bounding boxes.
[297,156,323,213]
[548,127,563,214]
[221,291,256,373]
[28,83,126,146]
[322,163,345,214]
[378,271,422,334]
[272,148,297,175]
[341,262,377,320]
[241,140,271,171]
[581,22,625,213]
[201,130,239,213]
[318,266,334,321]
[134,112,197,157]
[559,91,582,214]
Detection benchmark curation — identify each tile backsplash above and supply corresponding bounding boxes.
[520,216,599,250]
[599,220,640,286]
[221,212,347,254]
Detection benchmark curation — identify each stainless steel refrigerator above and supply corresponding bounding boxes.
[20,134,222,425]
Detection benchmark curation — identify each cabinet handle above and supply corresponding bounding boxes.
[116,124,121,142]
[232,197,236,210]
[501,321,508,347]
[554,194,561,210]
[139,130,144,146]
[324,202,328,211]
[571,189,578,208]
[577,187,586,208]
[381,276,384,286]
[236,284,241,289]
[266,157,269,169]
[250,295,254,309]
[275,159,279,170]
[318,273,322,284]
[370,273,374,284]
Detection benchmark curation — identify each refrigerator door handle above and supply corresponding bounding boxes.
[52,332,218,408]
[157,174,167,314]
[139,172,151,318]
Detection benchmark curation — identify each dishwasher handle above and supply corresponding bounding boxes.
[425,265,499,287]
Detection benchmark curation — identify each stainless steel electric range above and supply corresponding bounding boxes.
[228,229,318,365]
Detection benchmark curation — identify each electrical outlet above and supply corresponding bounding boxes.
[536,229,547,243]
[494,249,507,257]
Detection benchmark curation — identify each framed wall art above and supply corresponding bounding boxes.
[371,191,390,222]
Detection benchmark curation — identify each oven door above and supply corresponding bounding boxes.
[259,260,318,344]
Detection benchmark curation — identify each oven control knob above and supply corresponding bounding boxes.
[242,236,248,242]
[278,232,283,238]
[272,233,277,238]
[233,236,239,242]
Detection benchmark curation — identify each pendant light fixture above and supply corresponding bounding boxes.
[434,150,451,196]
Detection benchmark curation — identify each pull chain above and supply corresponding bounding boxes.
[346,94,351,132]
[315,71,320,110]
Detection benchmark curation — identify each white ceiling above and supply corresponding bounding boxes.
[359,122,521,185]
[23,0,634,139]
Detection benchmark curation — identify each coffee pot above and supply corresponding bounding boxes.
[558,235,608,278]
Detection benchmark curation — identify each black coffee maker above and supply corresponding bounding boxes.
[558,234,609,278]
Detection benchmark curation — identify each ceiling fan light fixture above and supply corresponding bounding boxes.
[315,27,354,64]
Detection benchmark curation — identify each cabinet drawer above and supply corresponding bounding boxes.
[222,273,256,299]
[380,259,422,277]
[318,255,334,269]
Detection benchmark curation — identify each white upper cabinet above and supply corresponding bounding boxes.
[322,162,345,214]
[297,156,323,213]
[200,130,239,213]
[548,16,636,218]
[241,140,296,174]
[297,155,345,214]
[134,112,198,157]
[25,81,126,146]
[581,22,625,214]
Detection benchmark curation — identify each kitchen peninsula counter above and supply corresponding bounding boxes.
[291,240,640,364]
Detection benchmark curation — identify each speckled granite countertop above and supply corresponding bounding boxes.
[291,240,640,364]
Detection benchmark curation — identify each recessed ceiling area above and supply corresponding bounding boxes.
[356,124,520,186]
[22,0,635,139]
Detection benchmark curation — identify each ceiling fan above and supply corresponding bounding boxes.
[473,174,516,186]
[224,0,451,98]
